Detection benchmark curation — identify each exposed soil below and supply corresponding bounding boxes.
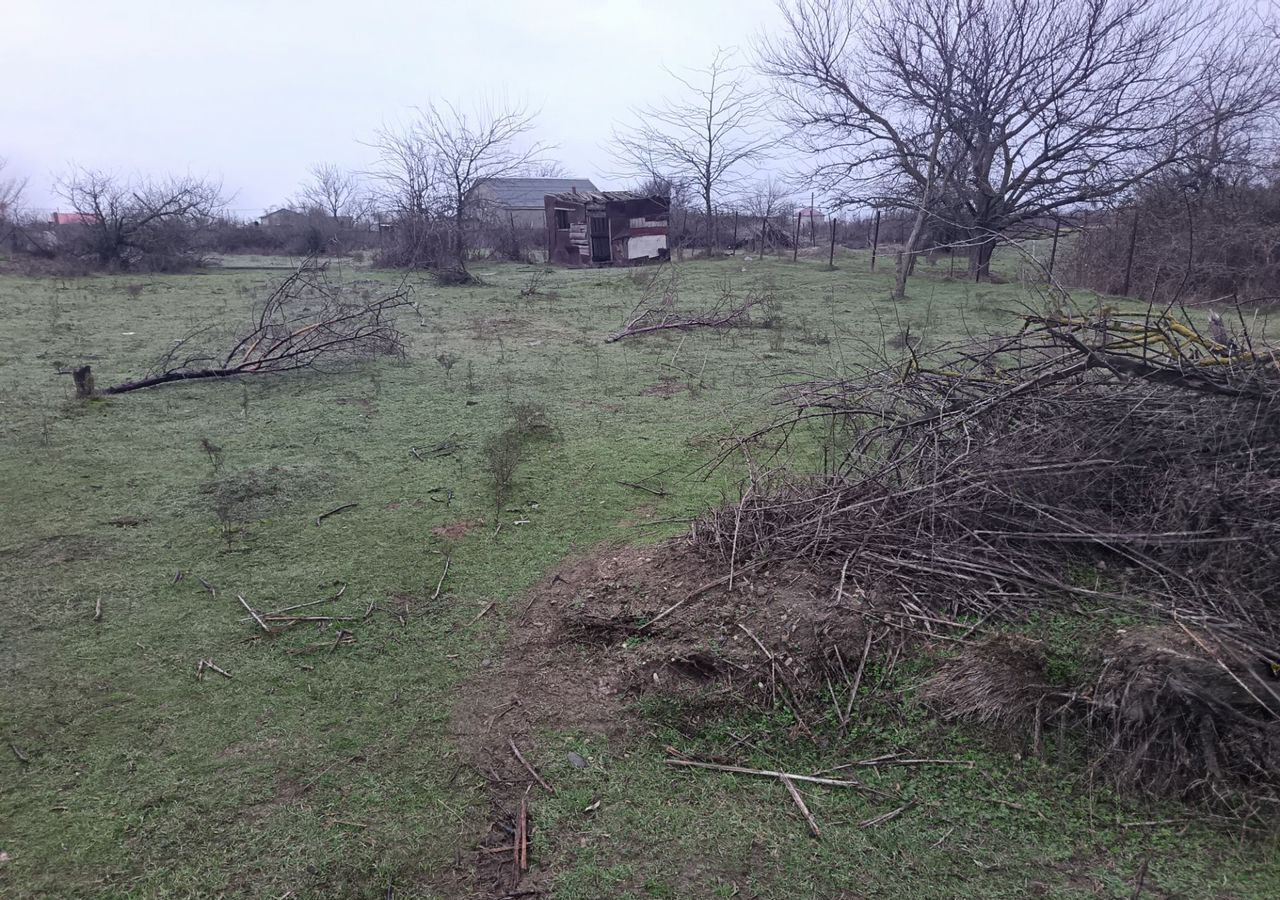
[0,534,114,567]
[639,378,689,397]
[450,537,865,896]
[432,520,484,541]
[334,396,378,415]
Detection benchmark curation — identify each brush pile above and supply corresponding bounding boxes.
[699,306,1280,805]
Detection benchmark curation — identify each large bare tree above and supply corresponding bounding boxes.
[54,167,224,270]
[613,50,774,254]
[760,0,1280,281]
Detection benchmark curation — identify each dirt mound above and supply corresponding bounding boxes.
[450,538,866,895]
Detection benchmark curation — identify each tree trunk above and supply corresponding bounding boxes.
[66,364,245,395]
[894,207,929,300]
[454,208,466,270]
[72,365,95,398]
[704,192,715,256]
[968,236,996,281]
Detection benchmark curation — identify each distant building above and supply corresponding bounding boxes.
[469,177,598,229]
[258,208,309,228]
[259,208,355,229]
[49,211,98,226]
[545,189,668,266]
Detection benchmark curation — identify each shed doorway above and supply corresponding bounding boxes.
[589,215,611,263]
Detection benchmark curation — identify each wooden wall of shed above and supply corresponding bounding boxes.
[545,197,590,265]
[545,196,670,267]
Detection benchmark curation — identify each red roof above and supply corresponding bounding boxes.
[49,212,98,226]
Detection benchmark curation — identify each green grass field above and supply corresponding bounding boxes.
[2,251,1276,898]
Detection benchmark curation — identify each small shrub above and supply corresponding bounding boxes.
[481,401,559,517]
[510,400,556,439]
[436,351,461,382]
[199,437,224,474]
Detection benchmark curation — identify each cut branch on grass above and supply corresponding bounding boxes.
[73,259,412,395]
[780,774,821,838]
[664,757,871,791]
[606,266,769,343]
[315,503,358,527]
[509,738,555,795]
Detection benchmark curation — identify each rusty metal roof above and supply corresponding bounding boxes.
[546,190,665,205]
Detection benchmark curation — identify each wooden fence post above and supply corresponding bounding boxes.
[870,210,881,272]
[1048,220,1061,278]
[1121,207,1140,297]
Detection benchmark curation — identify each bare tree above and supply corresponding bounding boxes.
[525,160,570,178]
[366,121,439,219]
[742,177,791,254]
[54,167,224,270]
[0,157,26,241]
[366,100,544,274]
[417,99,545,273]
[613,49,774,254]
[294,163,369,222]
[760,0,1280,281]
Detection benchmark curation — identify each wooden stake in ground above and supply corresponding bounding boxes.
[432,554,452,601]
[518,795,529,872]
[870,209,881,271]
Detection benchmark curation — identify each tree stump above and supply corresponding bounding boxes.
[72,365,95,398]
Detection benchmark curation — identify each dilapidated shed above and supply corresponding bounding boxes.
[545,190,669,266]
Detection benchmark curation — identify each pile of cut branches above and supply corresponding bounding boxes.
[699,304,1280,804]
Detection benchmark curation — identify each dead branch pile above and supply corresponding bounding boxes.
[606,265,769,342]
[79,261,412,395]
[699,307,1280,802]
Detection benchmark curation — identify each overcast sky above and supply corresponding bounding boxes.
[4,0,781,215]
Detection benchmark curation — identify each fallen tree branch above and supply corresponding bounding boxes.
[73,260,412,395]
[315,503,358,527]
[664,757,868,790]
[780,774,821,839]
